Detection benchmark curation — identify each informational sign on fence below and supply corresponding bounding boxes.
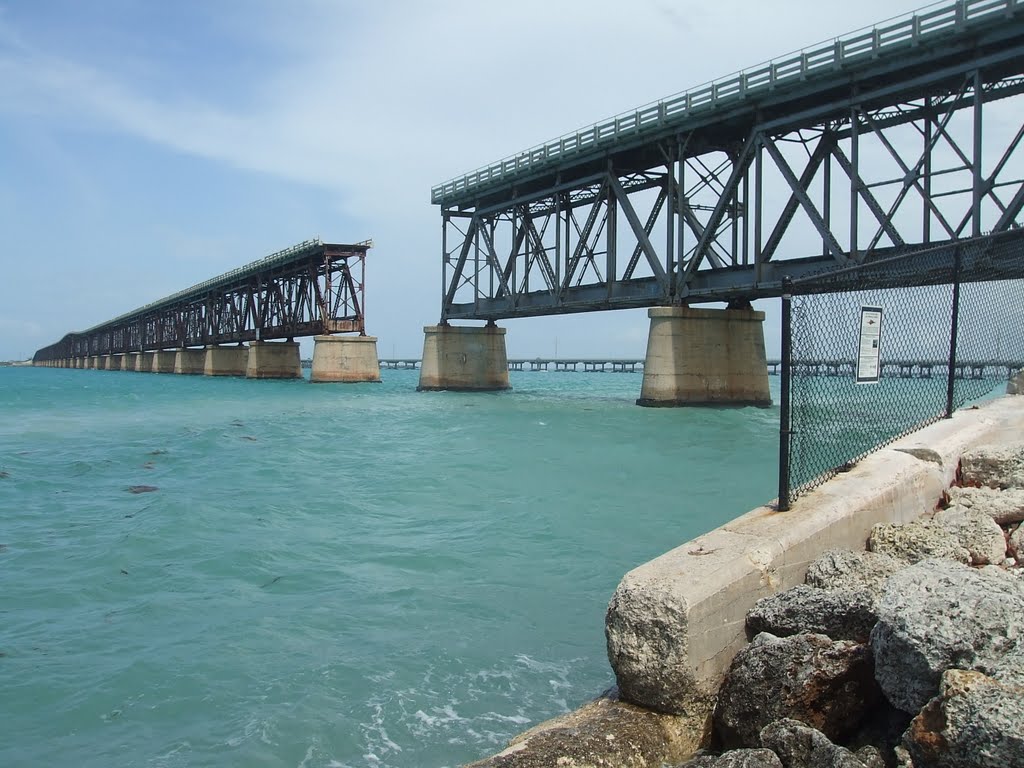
[856,306,883,384]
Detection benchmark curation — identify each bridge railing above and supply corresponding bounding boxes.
[431,0,1022,204]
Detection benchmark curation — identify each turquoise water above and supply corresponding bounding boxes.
[0,367,780,768]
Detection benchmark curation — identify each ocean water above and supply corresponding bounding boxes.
[0,367,780,768]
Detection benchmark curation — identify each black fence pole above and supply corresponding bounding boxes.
[945,247,962,419]
[778,277,793,511]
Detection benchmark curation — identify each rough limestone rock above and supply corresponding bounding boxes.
[758,719,869,768]
[946,485,1024,525]
[960,441,1024,489]
[1009,523,1024,560]
[902,669,1024,768]
[605,581,716,725]
[804,550,905,599]
[746,585,877,643]
[680,749,783,768]
[931,507,1008,565]
[465,694,697,768]
[713,633,879,749]
[867,520,970,565]
[870,558,1024,713]
[1008,370,1024,395]
[852,745,887,768]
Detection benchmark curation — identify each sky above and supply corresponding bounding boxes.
[0,0,946,361]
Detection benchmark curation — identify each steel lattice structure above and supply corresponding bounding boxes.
[33,240,370,362]
[433,0,1024,321]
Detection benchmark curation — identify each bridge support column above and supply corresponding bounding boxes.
[310,335,381,383]
[637,307,771,407]
[153,350,176,373]
[246,341,302,379]
[123,353,137,370]
[174,348,205,375]
[135,352,154,372]
[203,345,248,376]
[417,324,511,392]
[89,355,100,369]
[105,354,122,371]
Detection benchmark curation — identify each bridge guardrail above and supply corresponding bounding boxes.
[431,0,1022,204]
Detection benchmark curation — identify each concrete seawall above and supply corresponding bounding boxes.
[467,394,1024,767]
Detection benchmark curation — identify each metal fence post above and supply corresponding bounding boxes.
[778,277,793,511]
[945,246,962,419]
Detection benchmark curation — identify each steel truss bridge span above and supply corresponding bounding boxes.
[33,240,371,363]
[435,0,1024,321]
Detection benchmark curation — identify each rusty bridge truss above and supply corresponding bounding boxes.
[433,0,1024,320]
[33,239,370,363]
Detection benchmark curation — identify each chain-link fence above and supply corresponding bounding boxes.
[778,231,1024,509]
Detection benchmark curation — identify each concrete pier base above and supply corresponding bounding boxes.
[135,352,154,372]
[310,335,381,383]
[153,350,176,373]
[246,341,302,379]
[174,348,205,375]
[417,324,510,392]
[203,345,248,377]
[637,307,771,407]
[88,356,100,369]
[105,355,122,371]
[123,353,137,371]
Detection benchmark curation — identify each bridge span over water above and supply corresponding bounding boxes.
[419,0,1024,404]
[33,239,382,382]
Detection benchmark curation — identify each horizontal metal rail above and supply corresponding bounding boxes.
[431,0,1022,205]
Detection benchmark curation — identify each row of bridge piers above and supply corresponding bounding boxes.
[418,307,772,406]
[37,336,382,384]
[36,307,773,406]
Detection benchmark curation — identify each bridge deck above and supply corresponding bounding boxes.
[432,0,1024,207]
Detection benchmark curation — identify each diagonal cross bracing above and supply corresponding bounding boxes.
[434,0,1024,321]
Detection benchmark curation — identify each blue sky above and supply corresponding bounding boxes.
[0,0,937,361]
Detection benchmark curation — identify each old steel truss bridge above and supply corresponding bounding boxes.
[433,0,1024,321]
[33,239,371,363]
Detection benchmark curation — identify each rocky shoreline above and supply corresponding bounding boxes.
[676,440,1024,768]
[466,401,1024,768]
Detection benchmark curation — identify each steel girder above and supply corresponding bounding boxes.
[34,243,369,363]
[438,38,1024,321]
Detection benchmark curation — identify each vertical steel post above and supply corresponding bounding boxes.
[924,96,932,242]
[441,211,448,320]
[778,276,793,511]
[945,247,963,419]
[850,106,860,259]
[972,69,984,237]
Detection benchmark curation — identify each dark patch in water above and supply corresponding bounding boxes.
[241,435,258,442]
[231,420,245,427]
[148,449,167,456]
[127,485,158,494]
[0,544,7,553]
[260,575,283,589]
[0,471,9,479]
[142,461,155,470]
[120,569,129,575]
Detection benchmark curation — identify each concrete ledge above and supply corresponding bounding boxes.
[604,396,1024,749]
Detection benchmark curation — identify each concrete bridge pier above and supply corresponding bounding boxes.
[123,352,137,370]
[174,348,205,375]
[246,341,302,379]
[153,350,176,374]
[135,352,154,372]
[310,335,381,383]
[104,354,122,371]
[203,345,247,376]
[417,323,511,392]
[637,307,771,407]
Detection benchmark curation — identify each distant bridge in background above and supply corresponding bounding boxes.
[376,357,1022,379]
[33,240,371,363]
[433,0,1024,321]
